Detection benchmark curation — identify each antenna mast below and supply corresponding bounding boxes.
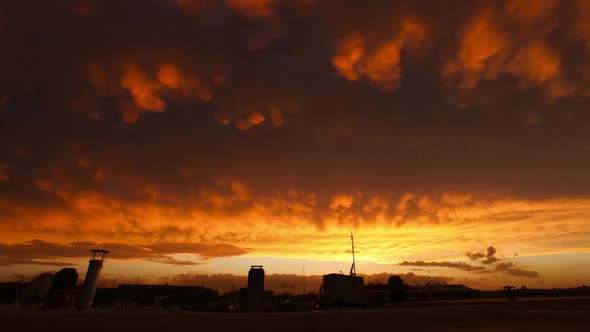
[349,233,356,276]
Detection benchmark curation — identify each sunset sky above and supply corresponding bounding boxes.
[1,0,590,291]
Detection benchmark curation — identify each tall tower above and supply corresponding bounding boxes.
[247,265,264,312]
[78,249,109,310]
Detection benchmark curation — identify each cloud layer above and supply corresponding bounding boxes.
[1,0,590,286]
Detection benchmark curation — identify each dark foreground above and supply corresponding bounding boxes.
[2,298,590,332]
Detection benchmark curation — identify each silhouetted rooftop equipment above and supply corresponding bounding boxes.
[89,249,109,261]
[17,273,53,308]
[78,249,109,310]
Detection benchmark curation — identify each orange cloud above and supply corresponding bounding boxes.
[156,64,212,102]
[332,19,427,92]
[443,1,580,101]
[215,103,286,130]
[362,196,388,213]
[120,63,166,112]
[247,111,265,125]
[329,194,354,210]
[443,7,510,90]
[85,62,218,123]
[4,169,590,270]
[331,32,365,81]
[505,40,574,98]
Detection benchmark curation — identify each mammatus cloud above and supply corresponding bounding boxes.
[0,240,248,267]
[2,172,590,264]
[331,19,426,92]
[440,0,590,105]
[1,0,590,134]
[85,62,218,124]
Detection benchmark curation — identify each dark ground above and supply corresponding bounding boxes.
[2,298,589,332]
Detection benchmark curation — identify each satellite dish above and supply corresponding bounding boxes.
[17,273,54,308]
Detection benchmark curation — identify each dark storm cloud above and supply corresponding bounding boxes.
[0,258,74,267]
[0,240,248,266]
[1,0,590,241]
[467,246,499,264]
[400,246,539,278]
[481,246,498,265]
[465,251,486,260]
[398,260,486,272]
[490,262,539,278]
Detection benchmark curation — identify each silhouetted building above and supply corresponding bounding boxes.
[364,283,389,307]
[246,265,265,312]
[388,275,407,302]
[114,284,219,309]
[0,282,25,305]
[406,283,477,301]
[318,274,365,308]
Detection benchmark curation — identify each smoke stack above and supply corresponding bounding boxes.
[78,249,109,310]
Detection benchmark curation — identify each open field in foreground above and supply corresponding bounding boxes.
[2,298,590,332]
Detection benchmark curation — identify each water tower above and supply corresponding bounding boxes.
[247,265,264,312]
[78,249,109,310]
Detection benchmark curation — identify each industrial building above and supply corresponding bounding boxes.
[244,265,265,312]
[317,234,366,308]
[111,284,220,309]
[318,273,365,308]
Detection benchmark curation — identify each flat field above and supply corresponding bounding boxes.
[2,298,589,332]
